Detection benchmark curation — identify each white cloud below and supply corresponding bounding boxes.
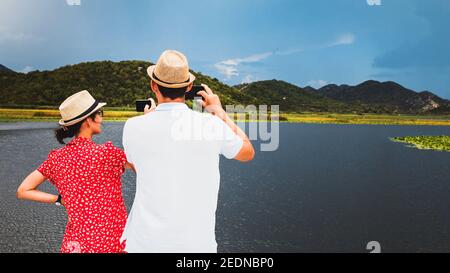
[214,33,355,79]
[221,52,272,66]
[367,0,382,6]
[20,66,34,74]
[330,33,355,46]
[66,0,81,6]
[241,74,257,84]
[307,80,328,89]
[275,48,305,56]
[214,52,272,79]
[0,26,33,43]
[214,63,239,79]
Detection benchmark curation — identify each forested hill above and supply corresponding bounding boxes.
[0,61,256,108]
[1,61,449,114]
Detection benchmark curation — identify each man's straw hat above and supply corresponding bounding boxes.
[58,90,106,126]
[147,50,196,88]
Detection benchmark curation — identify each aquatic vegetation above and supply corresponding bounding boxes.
[390,135,450,152]
[284,113,450,126]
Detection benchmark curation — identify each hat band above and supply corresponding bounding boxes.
[152,72,190,85]
[63,100,99,123]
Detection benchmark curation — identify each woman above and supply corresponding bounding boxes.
[16,90,143,253]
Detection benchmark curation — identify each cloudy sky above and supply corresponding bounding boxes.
[1,0,449,98]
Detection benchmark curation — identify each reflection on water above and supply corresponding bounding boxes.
[0,122,449,253]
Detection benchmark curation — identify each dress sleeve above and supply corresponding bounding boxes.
[36,150,56,184]
[104,141,127,174]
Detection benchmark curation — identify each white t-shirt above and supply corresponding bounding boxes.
[121,102,243,253]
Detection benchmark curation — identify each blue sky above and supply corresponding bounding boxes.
[1,0,449,99]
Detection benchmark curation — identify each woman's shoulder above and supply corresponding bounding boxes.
[100,140,121,148]
[97,141,125,154]
[97,141,127,166]
[46,146,65,158]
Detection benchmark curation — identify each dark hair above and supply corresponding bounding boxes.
[157,83,188,99]
[54,111,99,144]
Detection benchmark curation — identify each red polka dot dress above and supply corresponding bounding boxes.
[37,136,128,253]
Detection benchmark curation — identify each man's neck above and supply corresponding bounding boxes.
[157,98,186,105]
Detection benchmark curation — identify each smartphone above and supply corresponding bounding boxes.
[135,100,154,112]
[185,85,205,100]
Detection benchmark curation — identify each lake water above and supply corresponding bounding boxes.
[0,122,449,253]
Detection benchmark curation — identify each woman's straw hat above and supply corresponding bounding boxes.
[147,50,196,88]
[58,90,106,126]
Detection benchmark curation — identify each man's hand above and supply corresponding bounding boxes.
[197,84,254,162]
[196,84,225,117]
[144,98,156,114]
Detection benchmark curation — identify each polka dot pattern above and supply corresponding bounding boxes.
[37,136,128,253]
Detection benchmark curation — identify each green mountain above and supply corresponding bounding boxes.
[1,60,448,114]
[313,80,450,114]
[234,80,358,113]
[0,60,256,108]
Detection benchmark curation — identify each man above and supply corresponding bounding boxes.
[121,50,255,253]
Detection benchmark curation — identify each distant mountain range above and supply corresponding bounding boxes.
[0,64,14,73]
[1,61,449,114]
[235,80,450,114]
[309,80,450,114]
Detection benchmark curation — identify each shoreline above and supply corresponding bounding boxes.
[0,108,449,126]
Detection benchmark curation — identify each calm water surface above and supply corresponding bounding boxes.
[0,122,449,253]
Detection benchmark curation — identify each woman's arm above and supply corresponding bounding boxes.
[17,170,59,204]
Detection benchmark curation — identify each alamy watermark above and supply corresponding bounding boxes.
[366,0,381,6]
[66,0,81,6]
[168,101,280,152]
[66,241,81,253]
[366,241,381,253]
